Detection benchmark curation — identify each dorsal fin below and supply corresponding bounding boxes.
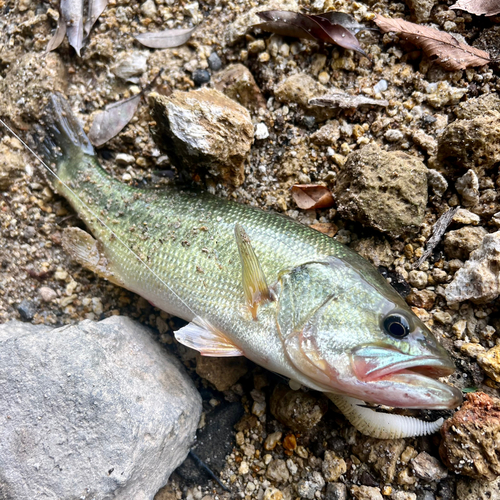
[234,224,272,320]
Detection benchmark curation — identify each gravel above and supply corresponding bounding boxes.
[2,0,500,497]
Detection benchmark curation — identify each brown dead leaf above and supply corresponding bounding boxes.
[309,222,338,237]
[374,14,491,70]
[450,0,500,16]
[255,11,368,58]
[291,184,335,210]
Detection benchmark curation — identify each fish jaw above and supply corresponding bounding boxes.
[349,344,462,409]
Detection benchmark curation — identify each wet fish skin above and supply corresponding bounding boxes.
[37,94,461,416]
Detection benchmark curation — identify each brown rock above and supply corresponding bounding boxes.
[410,451,448,482]
[322,451,347,482]
[269,384,328,433]
[440,392,500,481]
[149,89,254,187]
[351,485,383,500]
[195,355,248,392]
[352,438,406,483]
[0,52,67,128]
[456,476,500,500]
[455,93,500,120]
[274,73,335,122]
[477,345,500,383]
[406,289,436,310]
[404,0,438,22]
[437,115,500,174]
[335,144,428,237]
[444,227,488,260]
[213,64,266,113]
[0,137,26,190]
[350,237,395,267]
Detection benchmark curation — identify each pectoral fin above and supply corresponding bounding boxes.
[175,317,244,357]
[234,224,272,320]
[62,227,124,286]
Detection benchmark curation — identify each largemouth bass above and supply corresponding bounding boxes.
[25,94,461,438]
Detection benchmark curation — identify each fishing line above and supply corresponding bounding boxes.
[0,118,199,320]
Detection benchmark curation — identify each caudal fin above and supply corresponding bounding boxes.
[33,93,95,181]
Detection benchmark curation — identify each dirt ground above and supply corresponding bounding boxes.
[1,0,500,498]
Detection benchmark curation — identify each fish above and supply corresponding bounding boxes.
[9,93,462,439]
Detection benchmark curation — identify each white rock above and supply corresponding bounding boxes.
[111,50,149,81]
[255,122,269,140]
[140,0,157,18]
[445,231,500,304]
[38,286,57,302]
[116,153,136,165]
[456,169,479,207]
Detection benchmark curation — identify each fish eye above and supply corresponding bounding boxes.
[383,313,410,339]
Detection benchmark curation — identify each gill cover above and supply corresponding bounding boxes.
[276,258,347,388]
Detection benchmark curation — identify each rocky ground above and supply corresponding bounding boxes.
[2,0,500,498]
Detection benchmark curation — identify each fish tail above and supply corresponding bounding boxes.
[33,93,95,184]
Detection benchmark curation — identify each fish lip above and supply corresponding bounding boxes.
[351,344,456,383]
[363,356,455,382]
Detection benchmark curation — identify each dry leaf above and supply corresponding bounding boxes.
[309,92,389,108]
[309,222,338,237]
[255,11,368,57]
[88,94,142,147]
[61,0,84,56]
[374,14,490,70]
[291,184,335,210]
[450,0,500,16]
[47,0,108,55]
[85,0,109,36]
[313,11,377,34]
[134,26,198,49]
[414,207,460,268]
[46,20,67,53]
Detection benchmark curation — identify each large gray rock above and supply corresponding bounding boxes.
[0,316,202,500]
[445,231,500,304]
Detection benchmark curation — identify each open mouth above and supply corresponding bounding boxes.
[349,344,463,409]
[351,344,456,383]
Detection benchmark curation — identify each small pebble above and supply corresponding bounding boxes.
[17,300,37,321]
[263,487,283,500]
[192,69,211,86]
[264,431,282,451]
[318,71,330,84]
[325,482,348,500]
[373,79,388,93]
[39,286,57,302]
[411,452,448,482]
[385,129,404,142]
[322,451,347,482]
[116,153,135,166]
[207,52,222,71]
[255,123,269,140]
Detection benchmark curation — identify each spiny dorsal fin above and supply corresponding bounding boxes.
[234,224,272,320]
[174,317,244,357]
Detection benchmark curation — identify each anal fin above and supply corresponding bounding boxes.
[174,317,244,357]
[62,227,124,286]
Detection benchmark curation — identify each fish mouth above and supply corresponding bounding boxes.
[351,344,462,409]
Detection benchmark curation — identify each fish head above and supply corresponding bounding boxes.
[276,257,462,409]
